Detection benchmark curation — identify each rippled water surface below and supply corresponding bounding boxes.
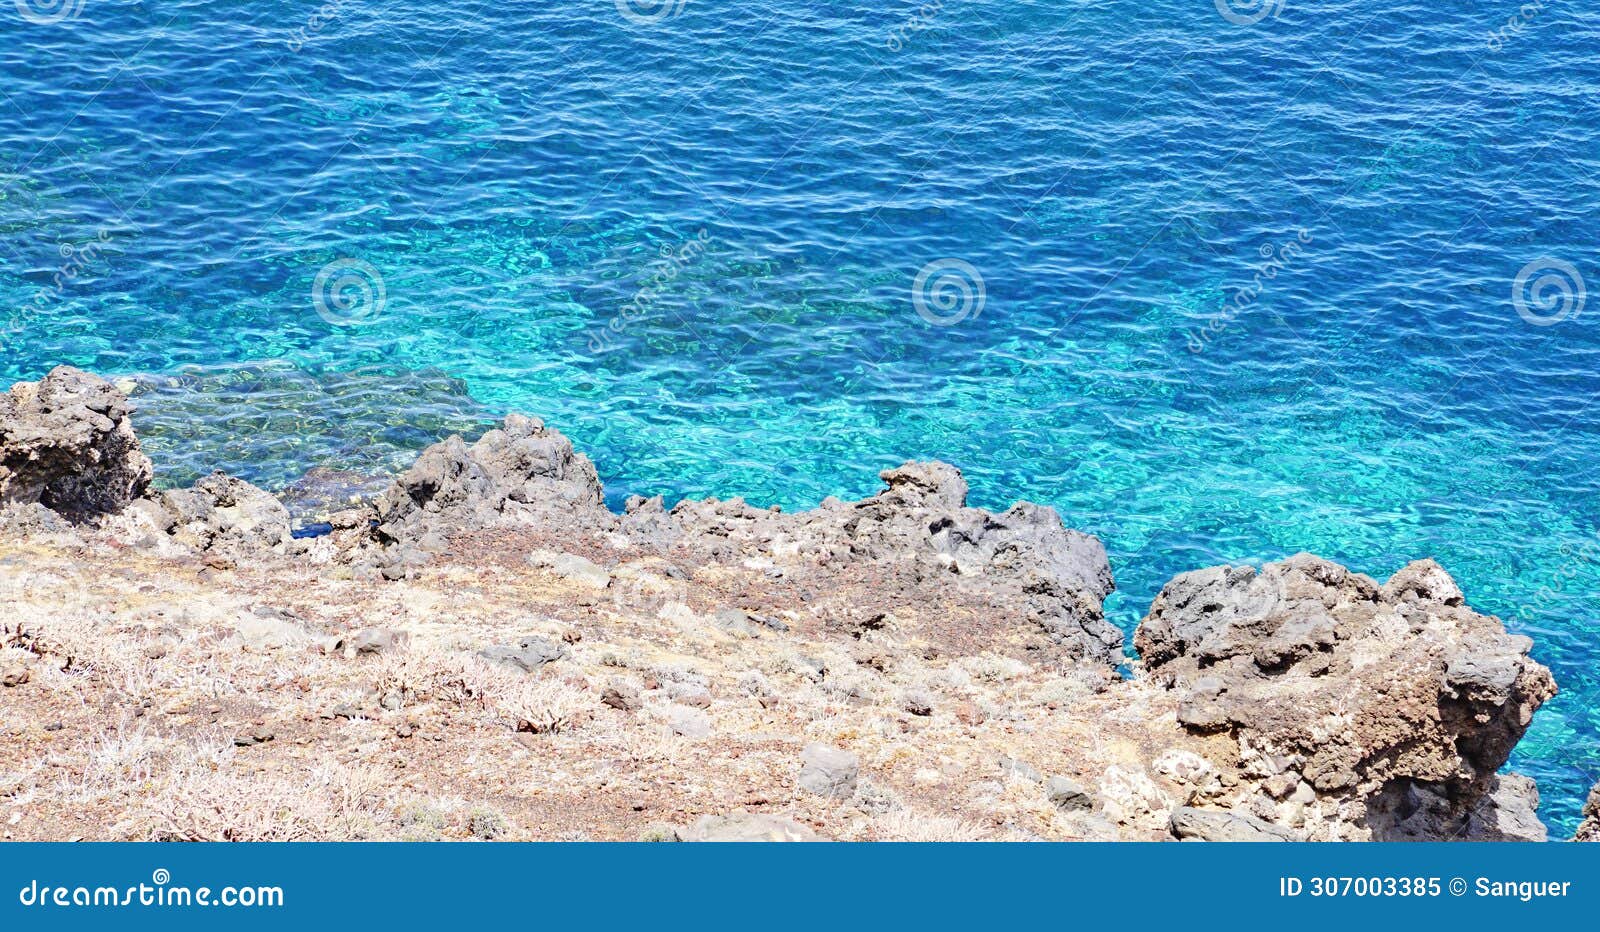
[3,1,1598,832]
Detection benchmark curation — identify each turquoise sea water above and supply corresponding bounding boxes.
[2,2,1598,833]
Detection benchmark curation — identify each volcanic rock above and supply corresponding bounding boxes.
[0,366,152,519]
[1135,553,1557,840]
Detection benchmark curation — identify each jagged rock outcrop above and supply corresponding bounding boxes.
[1135,553,1557,840]
[0,369,287,555]
[1575,782,1600,842]
[617,461,1122,666]
[372,413,606,542]
[0,366,152,519]
[359,423,1123,666]
[130,471,292,554]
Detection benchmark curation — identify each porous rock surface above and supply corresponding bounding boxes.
[132,471,292,555]
[1135,554,1556,840]
[0,366,152,519]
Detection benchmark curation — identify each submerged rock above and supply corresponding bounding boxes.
[277,466,391,524]
[0,366,152,519]
[1134,554,1557,841]
[120,361,490,492]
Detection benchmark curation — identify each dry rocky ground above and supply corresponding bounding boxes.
[1,366,1594,842]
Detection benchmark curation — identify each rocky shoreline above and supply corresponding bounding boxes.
[0,366,1592,841]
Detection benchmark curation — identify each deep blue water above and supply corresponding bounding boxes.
[2,1,1598,833]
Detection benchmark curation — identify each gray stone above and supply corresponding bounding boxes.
[0,502,71,535]
[1046,776,1094,812]
[798,742,860,799]
[337,628,402,656]
[479,635,568,672]
[150,472,291,553]
[903,690,934,717]
[749,612,789,633]
[712,609,760,637]
[1169,807,1298,842]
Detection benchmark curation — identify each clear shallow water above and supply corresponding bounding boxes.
[2,2,1598,833]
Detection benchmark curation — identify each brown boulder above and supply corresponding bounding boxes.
[1135,553,1556,840]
